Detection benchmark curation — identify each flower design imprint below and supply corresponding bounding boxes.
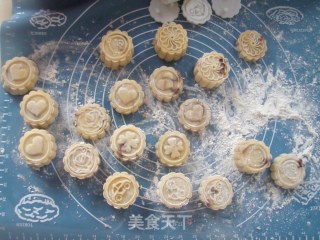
[117,131,140,153]
[163,137,184,159]
[238,31,266,58]
[158,23,187,52]
[77,109,105,131]
[68,147,97,173]
[200,54,229,81]
[63,143,100,179]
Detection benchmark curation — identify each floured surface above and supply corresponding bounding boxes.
[0,0,320,239]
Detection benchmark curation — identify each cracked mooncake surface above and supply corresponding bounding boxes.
[194,52,230,89]
[149,66,183,102]
[233,139,272,174]
[199,175,233,210]
[177,98,211,132]
[271,154,306,189]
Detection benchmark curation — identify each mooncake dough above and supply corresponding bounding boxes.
[157,172,192,209]
[149,66,183,102]
[18,129,57,168]
[156,131,190,167]
[149,0,180,23]
[20,90,58,129]
[194,52,230,89]
[211,0,241,19]
[233,139,272,174]
[236,30,267,62]
[99,29,134,70]
[74,103,111,140]
[154,22,188,62]
[199,175,233,210]
[1,57,39,95]
[103,172,139,209]
[271,154,306,189]
[182,0,212,25]
[177,98,211,132]
[63,143,100,179]
[110,124,146,162]
[109,79,144,115]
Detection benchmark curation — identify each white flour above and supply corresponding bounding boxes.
[135,64,319,210]
[28,39,320,214]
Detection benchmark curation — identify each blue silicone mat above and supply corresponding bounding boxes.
[1,0,320,239]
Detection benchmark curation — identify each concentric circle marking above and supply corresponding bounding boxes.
[69,14,269,209]
[41,3,302,220]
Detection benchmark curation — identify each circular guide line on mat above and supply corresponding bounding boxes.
[47,1,109,226]
[65,9,264,212]
[40,3,304,222]
[95,19,264,177]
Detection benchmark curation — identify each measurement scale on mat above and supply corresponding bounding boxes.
[0,97,12,221]
[4,232,320,240]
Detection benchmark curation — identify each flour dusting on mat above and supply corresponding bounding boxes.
[133,64,319,210]
[28,37,320,216]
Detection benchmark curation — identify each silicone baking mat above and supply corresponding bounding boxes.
[1,0,320,239]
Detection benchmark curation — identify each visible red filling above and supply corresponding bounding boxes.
[210,187,219,194]
[297,159,304,168]
[258,35,264,42]
[117,143,125,156]
[219,62,226,74]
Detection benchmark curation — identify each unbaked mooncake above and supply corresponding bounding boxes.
[233,139,272,174]
[177,98,211,132]
[109,79,144,115]
[149,66,183,102]
[271,154,306,189]
[154,22,188,62]
[1,57,39,95]
[194,52,230,89]
[63,143,100,179]
[155,130,190,167]
[236,30,267,62]
[103,172,139,209]
[157,172,192,208]
[74,103,111,140]
[99,29,134,70]
[20,90,58,129]
[110,124,146,162]
[19,129,57,168]
[199,175,233,210]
